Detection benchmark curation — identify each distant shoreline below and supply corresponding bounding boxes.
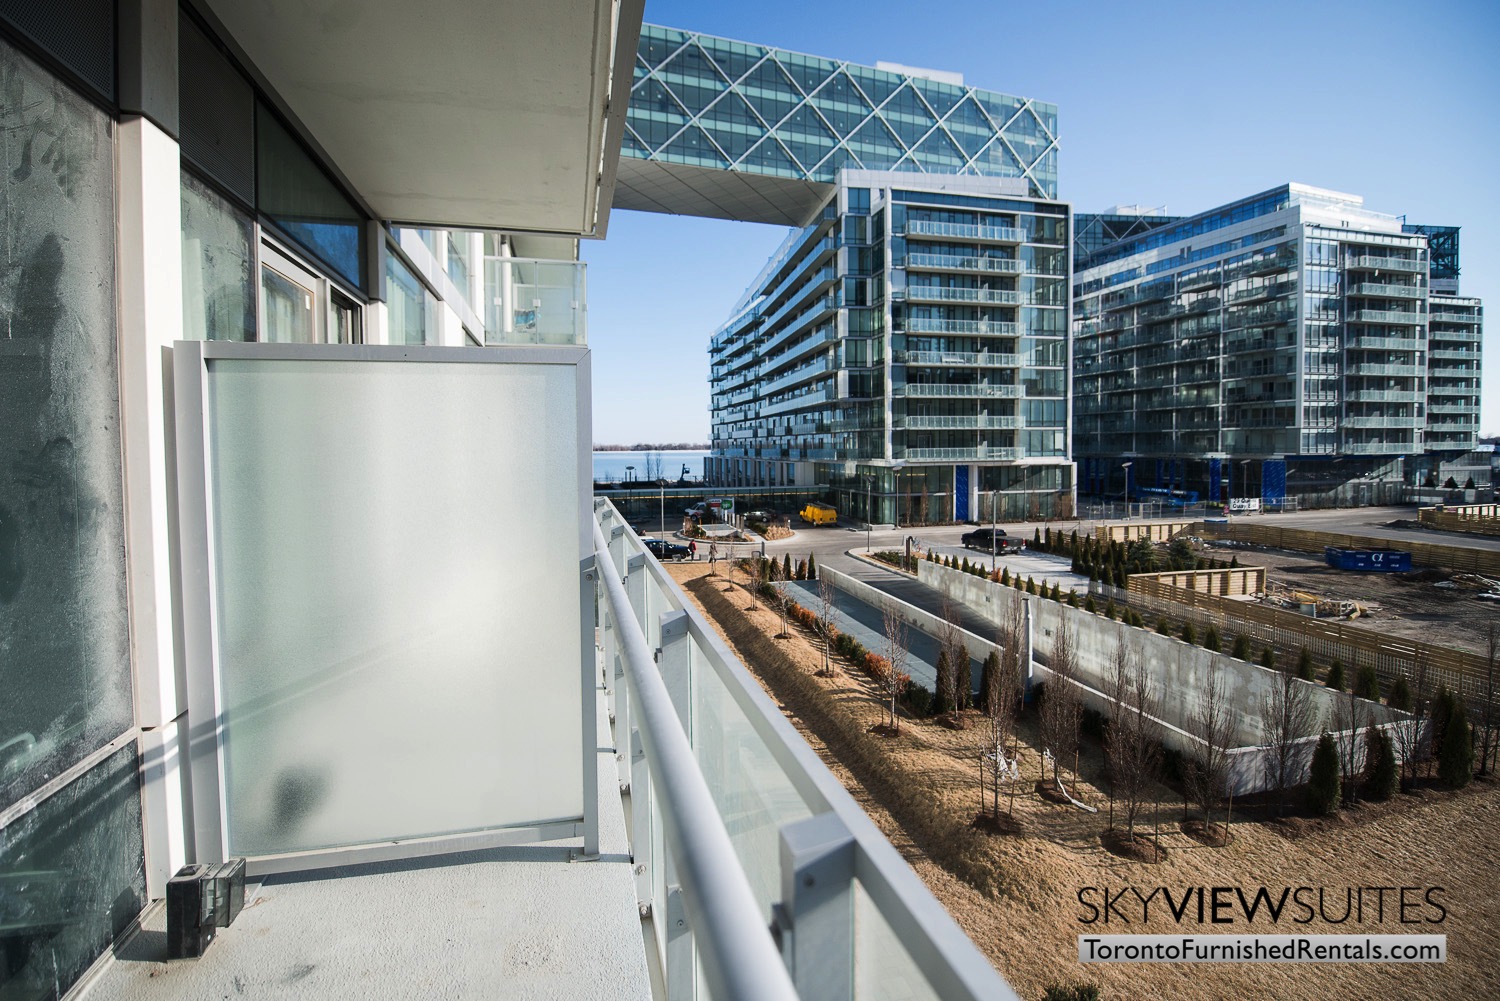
[594,444,709,451]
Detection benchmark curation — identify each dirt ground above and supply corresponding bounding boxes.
[1201,542,1500,658]
[666,562,1500,1001]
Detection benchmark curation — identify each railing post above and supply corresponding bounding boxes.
[659,610,692,734]
[581,555,599,857]
[609,523,626,575]
[665,883,697,1001]
[775,812,856,1001]
[626,553,647,630]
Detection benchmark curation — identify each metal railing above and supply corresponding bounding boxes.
[592,501,1019,1001]
[905,253,1024,273]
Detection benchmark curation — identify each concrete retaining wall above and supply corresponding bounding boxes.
[912,560,1402,795]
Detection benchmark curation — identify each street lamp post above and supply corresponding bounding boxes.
[625,465,634,484]
[1121,461,1133,520]
[990,486,998,573]
[660,484,665,540]
[864,472,874,553]
[1239,459,1252,513]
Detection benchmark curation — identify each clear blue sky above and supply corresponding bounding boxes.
[585,0,1500,445]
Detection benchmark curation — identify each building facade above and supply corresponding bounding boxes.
[1072,183,1484,507]
[707,170,1074,524]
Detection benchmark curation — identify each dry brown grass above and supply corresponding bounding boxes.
[668,562,1500,1001]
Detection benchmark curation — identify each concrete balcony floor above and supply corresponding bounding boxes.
[86,688,651,1001]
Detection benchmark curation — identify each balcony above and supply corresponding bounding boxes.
[1342,416,1418,428]
[898,350,1020,368]
[901,317,1018,336]
[1344,335,1423,351]
[905,220,1025,243]
[896,445,1022,461]
[897,414,1023,429]
[1350,309,1424,326]
[897,383,1023,398]
[483,257,587,345]
[905,285,1021,305]
[1345,389,1422,402]
[1351,282,1424,299]
[905,252,1024,274]
[1342,440,1417,454]
[1346,255,1425,273]
[1345,362,1422,377]
[1429,311,1481,325]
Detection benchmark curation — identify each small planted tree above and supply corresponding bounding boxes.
[934,649,956,715]
[881,606,910,733]
[795,559,808,581]
[815,574,838,676]
[1364,724,1398,801]
[806,552,817,579]
[783,553,793,581]
[1259,647,1276,671]
[1106,638,1160,842]
[1388,675,1413,712]
[1326,660,1346,692]
[1181,622,1197,646]
[1203,625,1221,652]
[1186,661,1235,838]
[1438,696,1474,789]
[1354,664,1381,702]
[1155,615,1170,635]
[1296,646,1315,682]
[1232,634,1251,660]
[1041,619,1082,792]
[1305,732,1342,816]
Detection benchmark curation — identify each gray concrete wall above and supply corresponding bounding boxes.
[910,561,1403,795]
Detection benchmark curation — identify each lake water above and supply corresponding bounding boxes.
[593,450,708,483]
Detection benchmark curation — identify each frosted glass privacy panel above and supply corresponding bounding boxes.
[206,357,583,855]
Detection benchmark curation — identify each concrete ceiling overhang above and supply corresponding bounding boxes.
[612,157,835,229]
[197,0,643,237]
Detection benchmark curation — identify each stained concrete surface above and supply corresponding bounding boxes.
[85,687,650,1001]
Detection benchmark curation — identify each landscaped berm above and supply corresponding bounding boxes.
[666,561,1500,1001]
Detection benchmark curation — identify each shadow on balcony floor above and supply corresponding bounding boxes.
[88,686,650,1001]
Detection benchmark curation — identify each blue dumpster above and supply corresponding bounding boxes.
[1324,547,1412,572]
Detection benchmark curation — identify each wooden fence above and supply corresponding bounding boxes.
[1128,565,1266,598]
[1419,505,1500,538]
[1126,575,1496,710]
[1192,521,1500,578]
[1095,520,1196,543]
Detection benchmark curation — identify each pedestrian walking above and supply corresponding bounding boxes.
[709,541,719,571]
[689,539,697,560]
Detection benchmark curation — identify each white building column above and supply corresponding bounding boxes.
[116,112,189,896]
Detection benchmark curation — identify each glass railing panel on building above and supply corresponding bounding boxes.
[484,257,587,345]
[593,501,1019,1001]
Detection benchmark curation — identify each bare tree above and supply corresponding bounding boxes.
[1106,639,1161,842]
[1333,687,1367,807]
[1481,624,1497,777]
[1260,661,1318,815]
[938,596,966,713]
[744,553,765,610]
[1041,617,1082,791]
[815,575,838,676]
[1390,652,1432,792]
[1185,660,1235,838]
[881,607,910,733]
[644,451,664,483]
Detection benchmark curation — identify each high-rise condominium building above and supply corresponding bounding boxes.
[673,30,1073,524]
[1072,183,1484,506]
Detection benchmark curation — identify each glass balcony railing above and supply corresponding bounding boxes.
[898,350,1021,368]
[1347,255,1425,273]
[904,286,1021,305]
[896,414,1023,430]
[897,383,1023,398]
[904,220,1026,243]
[1350,309,1423,325]
[483,257,586,344]
[1351,282,1423,299]
[902,318,1018,336]
[896,445,1021,461]
[592,502,1020,1001]
[905,253,1024,274]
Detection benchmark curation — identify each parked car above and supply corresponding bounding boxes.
[744,508,779,523]
[960,527,1014,552]
[644,538,693,562]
